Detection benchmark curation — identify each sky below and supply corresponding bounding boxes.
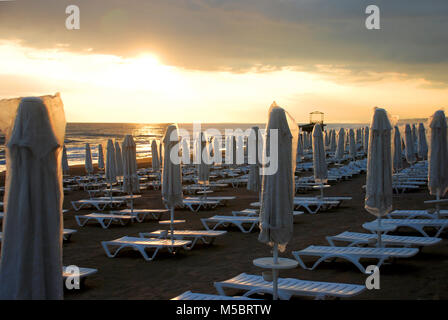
[0,0,447,123]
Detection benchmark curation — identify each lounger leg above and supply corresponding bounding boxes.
[71,202,81,211]
[201,219,212,230]
[75,216,89,227]
[136,246,159,261]
[102,243,127,258]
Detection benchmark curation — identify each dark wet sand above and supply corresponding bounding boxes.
[51,161,448,299]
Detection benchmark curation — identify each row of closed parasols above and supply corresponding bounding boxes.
[0,94,447,299]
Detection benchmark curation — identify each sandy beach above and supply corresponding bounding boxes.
[58,159,448,300]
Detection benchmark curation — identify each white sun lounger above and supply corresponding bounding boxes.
[370,218,448,237]
[183,199,221,212]
[293,199,340,214]
[251,200,339,214]
[389,210,448,219]
[75,213,134,229]
[231,209,304,218]
[101,236,192,261]
[201,215,259,233]
[294,196,352,207]
[111,209,169,222]
[185,196,236,203]
[326,231,442,248]
[71,199,125,211]
[214,273,365,300]
[392,184,420,194]
[139,230,227,249]
[171,291,257,300]
[292,245,419,274]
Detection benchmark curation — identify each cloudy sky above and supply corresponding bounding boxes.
[0,0,447,123]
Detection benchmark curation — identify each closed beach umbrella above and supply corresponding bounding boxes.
[161,124,183,238]
[412,124,418,152]
[417,123,428,160]
[348,129,356,160]
[97,144,104,170]
[335,127,345,160]
[212,136,220,162]
[151,139,160,171]
[296,132,304,161]
[197,132,210,185]
[312,124,328,192]
[114,141,123,176]
[225,135,237,168]
[329,129,336,153]
[62,145,69,175]
[247,126,262,193]
[181,137,191,164]
[428,110,448,217]
[404,124,416,165]
[393,126,403,172]
[363,126,369,154]
[258,103,298,300]
[159,140,163,169]
[122,135,140,195]
[0,95,65,299]
[365,108,393,247]
[105,139,117,198]
[85,143,93,175]
[105,139,117,183]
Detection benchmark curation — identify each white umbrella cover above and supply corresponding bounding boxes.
[97,144,105,170]
[428,110,448,217]
[85,143,93,175]
[365,108,393,246]
[312,124,328,186]
[151,139,160,171]
[0,94,65,299]
[122,134,140,194]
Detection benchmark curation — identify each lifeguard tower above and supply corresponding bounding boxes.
[299,111,326,133]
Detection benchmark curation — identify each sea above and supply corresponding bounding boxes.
[2,121,427,172]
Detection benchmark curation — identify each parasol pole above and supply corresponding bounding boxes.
[272,242,279,300]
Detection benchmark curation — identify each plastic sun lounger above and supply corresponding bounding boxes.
[389,210,448,219]
[214,273,365,300]
[231,210,304,218]
[293,199,340,214]
[111,209,169,222]
[62,266,98,286]
[139,230,227,249]
[184,196,236,205]
[251,200,339,214]
[294,196,352,206]
[292,245,419,274]
[201,216,259,233]
[326,231,442,248]
[75,213,134,229]
[101,236,192,261]
[370,218,448,237]
[183,199,221,212]
[393,184,420,194]
[71,199,125,211]
[171,291,257,300]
